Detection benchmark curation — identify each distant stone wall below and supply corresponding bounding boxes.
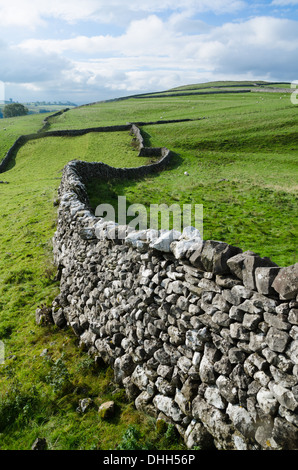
[0,124,144,173]
[135,90,252,99]
[49,153,298,451]
[0,135,29,173]
[0,119,185,173]
[38,108,70,133]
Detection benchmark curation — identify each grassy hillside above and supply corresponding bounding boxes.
[0,82,297,450]
[0,113,54,163]
[82,90,297,267]
[0,124,182,450]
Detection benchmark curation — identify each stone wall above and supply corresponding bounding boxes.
[0,120,182,172]
[49,153,298,451]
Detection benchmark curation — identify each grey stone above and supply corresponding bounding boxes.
[175,389,192,416]
[212,293,230,312]
[242,313,262,330]
[177,356,193,374]
[185,329,205,351]
[287,340,298,364]
[150,229,181,253]
[214,356,232,375]
[135,390,155,414]
[229,305,245,322]
[269,365,297,388]
[272,263,298,300]
[216,375,238,404]
[227,251,257,280]
[228,347,246,364]
[155,376,175,396]
[255,266,281,295]
[198,240,242,275]
[78,398,93,413]
[157,364,173,381]
[226,403,255,438]
[256,388,279,415]
[289,309,298,325]
[52,308,67,328]
[212,311,231,327]
[153,395,184,422]
[272,417,298,450]
[266,327,290,353]
[255,422,280,450]
[243,255,279,291]
[264,311,291,331]
[192,398,235,450]
[199,355,216,384]
[204,386,226,409]
[271,383,298,411]
[154,348,171,365]
[230,323,250,341]
[248,332,266,352]
[131,365,149,390]
[215,275,242,288]
[98,401,115,419]
[168,325,184,346]
[184,420,215,450]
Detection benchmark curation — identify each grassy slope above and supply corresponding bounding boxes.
[0,83,297,450]
[80,92,297,267]
[0,123,182,449]
[0,113,54,163]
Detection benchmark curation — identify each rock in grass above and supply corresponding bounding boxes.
[31,437,47,450]
[98,401,115,420]
[35,305,54,325]
[78,398,93,413]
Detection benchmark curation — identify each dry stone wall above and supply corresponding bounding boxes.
[0,119,183,172]
[49,148,298,451]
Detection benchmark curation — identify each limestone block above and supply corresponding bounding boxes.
[153,395,184,423]
[256,388,279,415]
[266,327,290,353]
[255,266,281,295]
[150,229,181,253]
[272,263,298,300]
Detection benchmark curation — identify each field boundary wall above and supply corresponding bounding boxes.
[46,141,298,451]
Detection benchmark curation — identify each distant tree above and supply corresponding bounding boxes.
[3,103,29,118]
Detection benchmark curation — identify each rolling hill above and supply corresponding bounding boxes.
[0,81,297,450]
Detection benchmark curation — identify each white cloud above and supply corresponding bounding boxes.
[3,9,298,103]
[271,0,298,5]
[0,40,71,83]
[0,0,247,28]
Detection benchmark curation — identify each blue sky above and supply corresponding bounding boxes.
[1,0,298,104]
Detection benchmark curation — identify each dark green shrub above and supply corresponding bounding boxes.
[116,425,150,450]
[44,356,72,394]
[0,382,40,432]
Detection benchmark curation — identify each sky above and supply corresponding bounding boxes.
[1,0,298,105]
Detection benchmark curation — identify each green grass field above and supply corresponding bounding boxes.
[0,127,171,450]
[0,113,54,164]
[85,91,297,267]
[0,82,297,450]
